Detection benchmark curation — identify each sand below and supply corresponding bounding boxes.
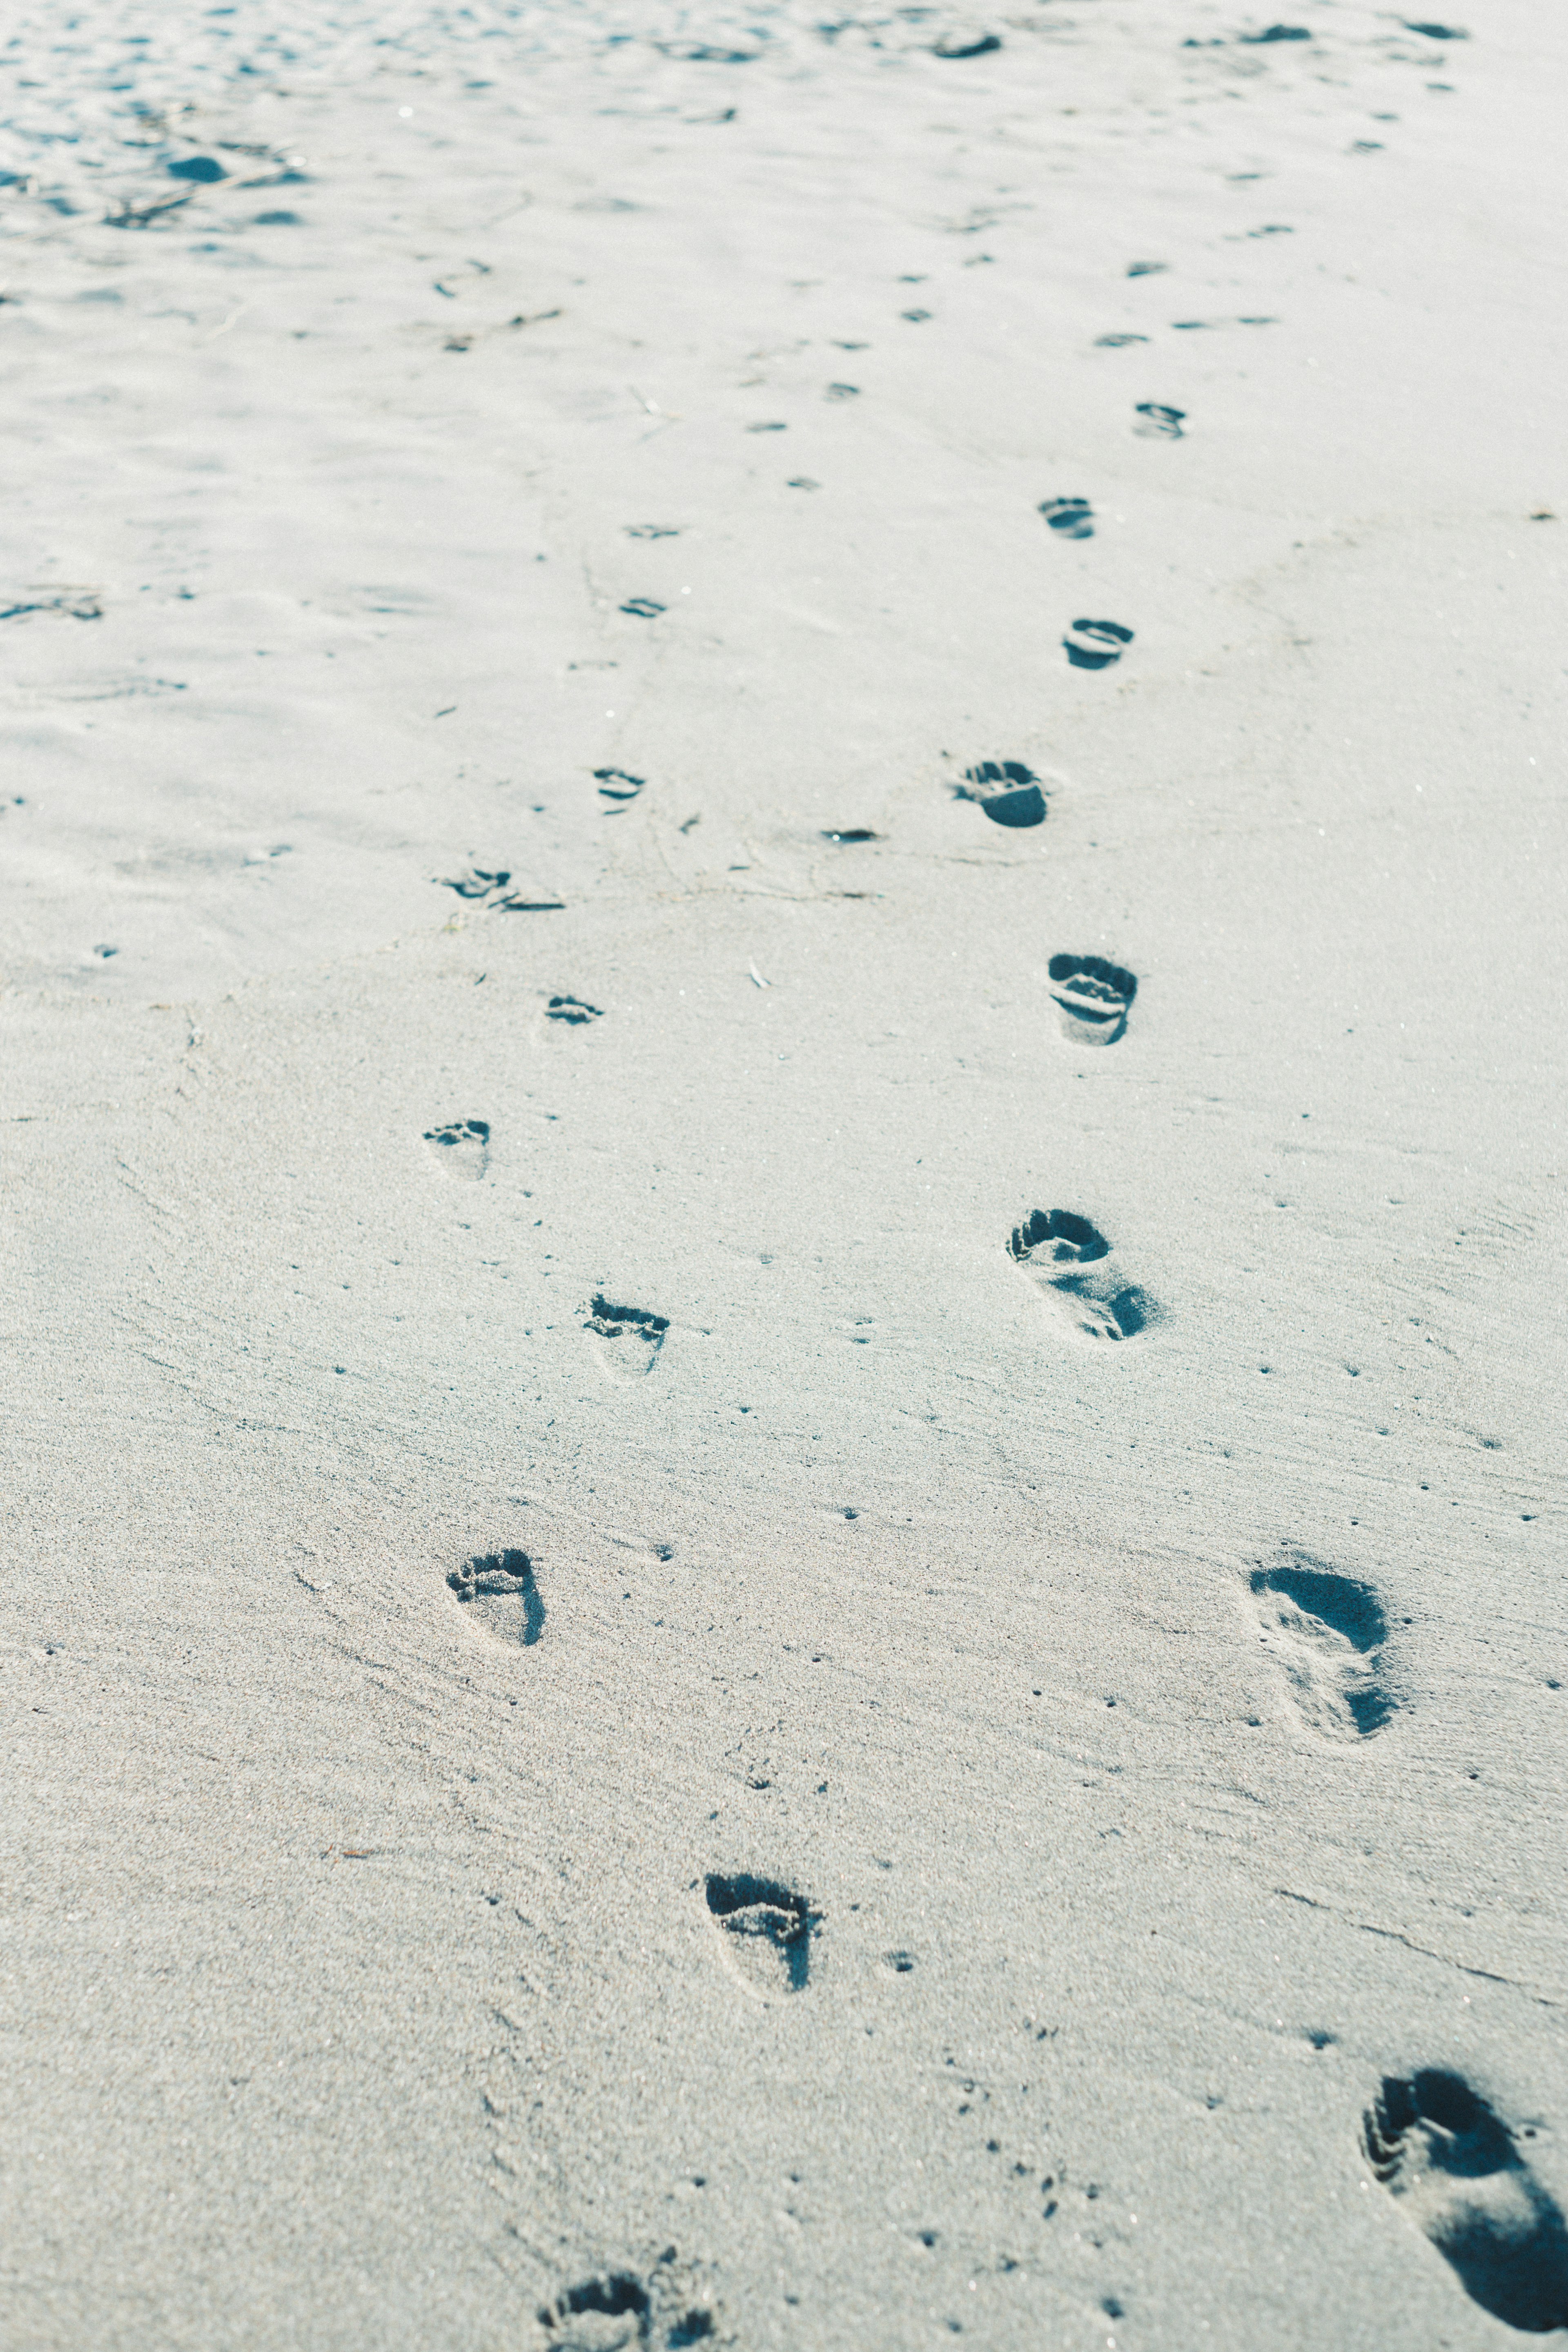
[2,0,1566,2345]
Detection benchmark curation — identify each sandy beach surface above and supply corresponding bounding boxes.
[3,1,1565,2345]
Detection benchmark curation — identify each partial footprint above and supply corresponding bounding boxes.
[595,768,644,806]
[1040,496,1094,539]
[955,760,1047,829]
[706,1871,816,1998]
[424,1118,490,1178]
[546,995,603,1025]
[1250,1557,1393,1739]
[585,1293,669,1380]
[1063,619,1133,670]
[447,1548,543,1645]
[1364,2073,1568,2332]
[539,2264,719,2351]
[1133,402,1185,439]
[1009,1209,1155,1342]
[1048,953,1137,1046]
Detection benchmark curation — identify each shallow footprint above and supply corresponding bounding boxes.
[1134,402,1185,439]
[447,1548,543,1645]
[1040,496,1094,539]
[424,1118,490,1178]
[1364,2073,1568,2332]
[1008,1209,1155,1342]
[1063,618,1134,670]
[706,1871,816,1998]
[955,760,1047,829]
[1250,1557,1392,1739]
[1049,953,1137,1045]
[586,1293,669,1380]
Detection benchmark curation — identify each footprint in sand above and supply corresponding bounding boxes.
[1009,1209,1155,1342]
[424,1118,490,1178]
[1063,618,1134,670]
[1250,1557,1393,1739]
[955,760,1047,829]
[1040,496,1095,539]
[546,995,603,1025]
[706,1871,817,1999]
[1364,2072,1568,2332]
[585,1294,669,1381]
[447,1548,544,1645]
[1048,953,1137,1046]
[539,2265,719,2350]
[1134,402,1185,439]
[595,768,644,806]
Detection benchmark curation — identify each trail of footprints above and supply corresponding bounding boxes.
[401,239,1532,2352]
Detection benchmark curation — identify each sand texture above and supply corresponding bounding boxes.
[3,1,1566,2345]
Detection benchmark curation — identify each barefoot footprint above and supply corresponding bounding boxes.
[446,1548,544,1646]
[954,760,1047,829]
[424,1118,490,1178]
[1048,953,1137,1046]
[585,1294,669,1381]
[705,1871,817,1999]
[1250,1557,1393,1740]
[1364,2071,1568,2332]
[1008,1209,1155,1341]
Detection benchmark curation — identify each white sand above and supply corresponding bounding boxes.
[3,1,1566,2344]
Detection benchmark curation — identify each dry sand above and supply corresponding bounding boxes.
[2,1,1566,2345]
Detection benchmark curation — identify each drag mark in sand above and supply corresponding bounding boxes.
[1250,1557,1393,1739]
[1364,2072,1568,2331]
[447,1548,543,1646]
[424,1118,490,1177]
[586,1294,669,1379]
[1048,954,1137,1045]
[1009,1209,1156,1342]
[706,1871,816,1997]
[955,760,1047,829]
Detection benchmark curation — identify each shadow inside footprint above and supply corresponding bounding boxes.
[547,995,604,1024]
[424,1118,490,1178]
[955,760,1047,829]
[586,1294,669,1379]
[447,1548,544,1645]
[1009,1210,1155,1342]
[706,1871,815,1996]
[1251,1558,1392,1738]
[1040,496,1094,539]
[1134,401,1185,439]
[1063,618,1134,669]
[1048,953,1137,1046]
[1364,2073,1568,2332]
[539,2274,650,2350]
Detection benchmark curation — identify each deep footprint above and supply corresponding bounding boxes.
[424,1118,490,1178]
[586,1294,669,1380]
[706,1871,816,1997]
[447,1548,544,1645]
[1063,619,1134,670]
[1364,2073,1568,2332]
[1009,1209,1155,1342]
[1040,496,1094,539]
[1048,953,1137,1045]
[546,995,603,1024]
[956,760,1047,829]
[1250,1557,1393,1739]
